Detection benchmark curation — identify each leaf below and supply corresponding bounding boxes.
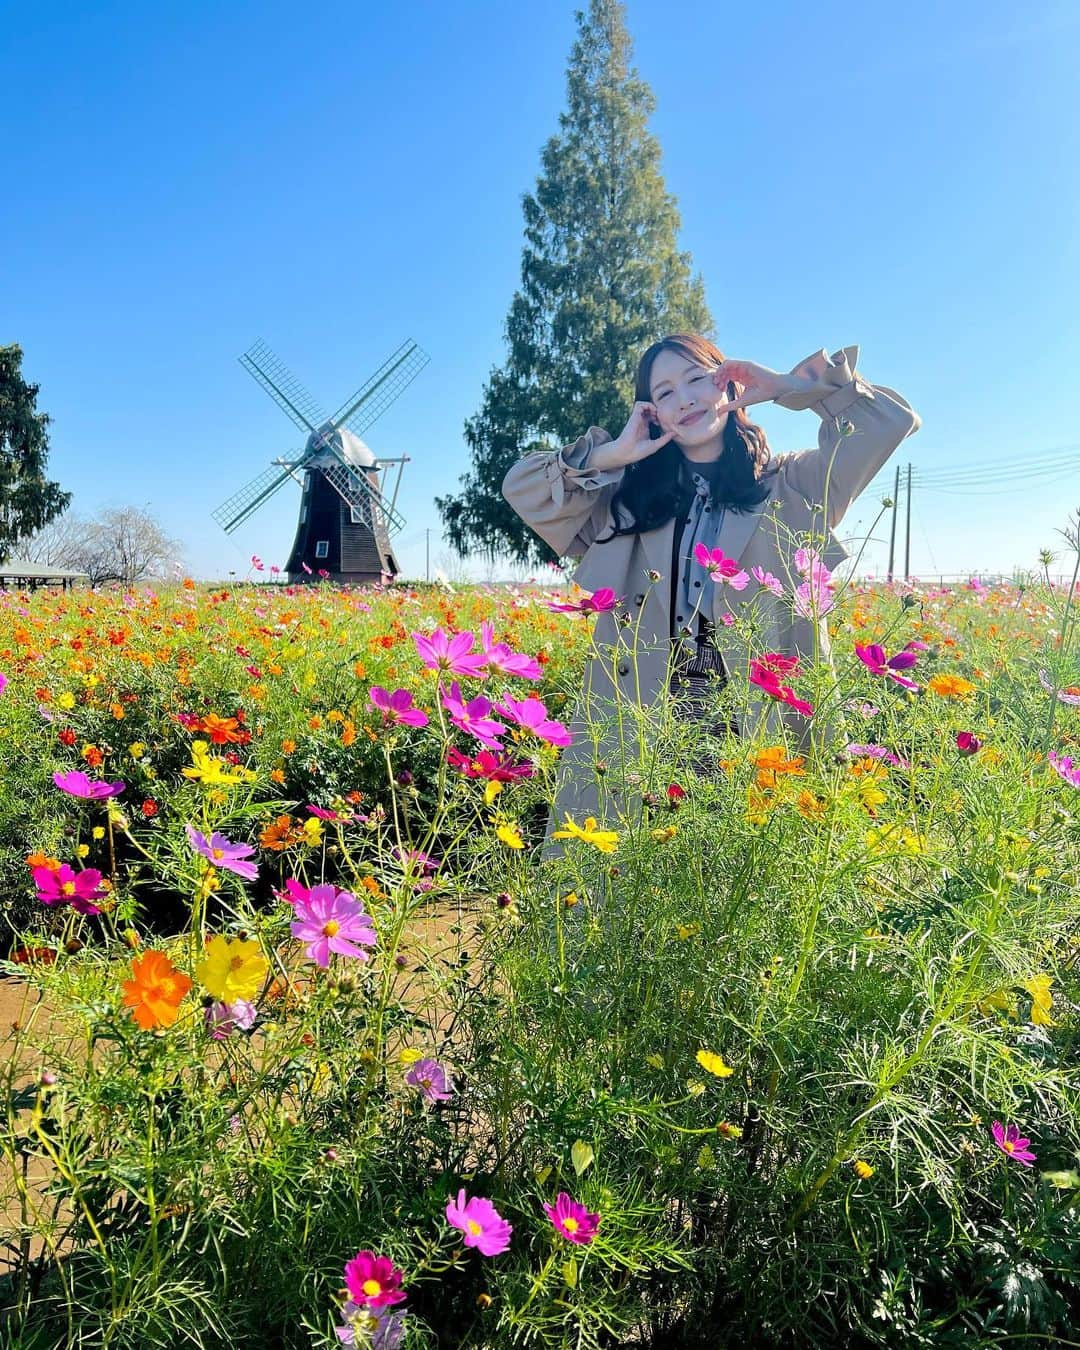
[562,1259,578,1289]
[571,1140,594,1176]
[535,1164,552,1184]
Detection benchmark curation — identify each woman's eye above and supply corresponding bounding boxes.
[691,376,705,383]
[657,391,670,399]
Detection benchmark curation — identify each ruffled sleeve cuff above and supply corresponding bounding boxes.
[545,427,623,507]
[772,345,875,418]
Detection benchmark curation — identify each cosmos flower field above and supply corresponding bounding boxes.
[0,559,1079,1348]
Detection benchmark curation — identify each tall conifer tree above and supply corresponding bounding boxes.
[437,0,712,565]
[0,345,70,563]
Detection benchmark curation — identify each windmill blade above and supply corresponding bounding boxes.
[239,340,328,435]
[212,453,310,534]
[329,340,430,437]
[319,447,407,536]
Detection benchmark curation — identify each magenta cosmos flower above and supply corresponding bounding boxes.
[445,1189,513,1256]
[404,1057,453,1103]
[343,1250,407,1309]
[854,643,920,691]
[991,1121,1037,1167]
[446,747,534,782]
[33,864,106,916]
[412,629,488,678]
[478,620,542,679]
[288,884,376,967]
[546,586,622,614]
[185,825,258,880]
[53,770,126,799]
[440,681,507,750]
[495,695,572,747]
[544,1192,600,1245]
[693,543,749,589]
[749,654,813,718]
[368,686,429,727]
[1048,750,1080,789]
[955,731,982,756]
[751,566,784,597]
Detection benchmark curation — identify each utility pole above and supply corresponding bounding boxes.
[425,528,430,582]
[904,462,912,579]
[886,464,900,582]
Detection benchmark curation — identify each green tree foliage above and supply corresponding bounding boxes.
[437,0,712,566]
[0,344,70,563]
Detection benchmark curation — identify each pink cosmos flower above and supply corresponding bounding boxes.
[955,731,982,756]
[544,1192,600,1245]
[445,1189,513,1256]
[751,567,784,597]
[854,643,920,692]
[478,621,542,680]
[845,743,909,768]
[546,587,622,614]
[185,825,258,880]
[53,771,126,800]
[251,555,264,571]
[440,681,507,750]
[204,999,257,1039]
[412,629,488,678]
[391,847,440,876]
[270,564,281,575]
[991,1121,1036,1167]
[749,654,813,718]
[33,864,106,916]
[404,1057,453,1103]
[302,561,313,574]
[288,884,377,967]
[343,1251,407,1309]
[369,686,429,728]
[446,747,534,781]
[693,543,749,589]
[335,1303,405,1347]
[1038,669,1080,706]
[1048,750,1080,788]
[0,673,7,695]
[495,695,572,747]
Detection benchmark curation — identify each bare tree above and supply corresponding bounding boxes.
[21,505,183,584]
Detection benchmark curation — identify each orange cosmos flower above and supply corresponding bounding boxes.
[121,950,193,1030]
[927,674,977,698]
[753,746,806,789]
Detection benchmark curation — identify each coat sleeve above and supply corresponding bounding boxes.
[501,427,626,559]
[772,345,921,528]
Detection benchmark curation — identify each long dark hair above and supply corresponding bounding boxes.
[597,333,776,542]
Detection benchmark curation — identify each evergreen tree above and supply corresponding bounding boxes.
[437,0,712,566]
[0,345,71,563]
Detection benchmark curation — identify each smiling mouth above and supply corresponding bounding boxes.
[679,409,707,426]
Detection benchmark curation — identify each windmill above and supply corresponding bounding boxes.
[213,339,429,583]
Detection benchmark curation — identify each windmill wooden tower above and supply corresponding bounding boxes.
[213,339,428,583]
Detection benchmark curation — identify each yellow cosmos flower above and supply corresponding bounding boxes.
[483,780,503,807]
[865,824,928,856]
[182,741,257,786]
[302,817,324,847]
[195,935,268,1003]
[399,1048,423,1066]
[696,1049,734,1078]
[1022,973,1054,1026]
[495,821,524,850]
[853,1160,874,1179]
[551,815,619,853]
[57,691,76,710]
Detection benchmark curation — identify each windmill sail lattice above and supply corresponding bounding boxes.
[213,338,427,582]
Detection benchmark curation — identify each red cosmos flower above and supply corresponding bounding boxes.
[58,728,77,747]
[749,654,814,718]
[667,782,686,804]
[955,731,981,756]
[141,799,159,817]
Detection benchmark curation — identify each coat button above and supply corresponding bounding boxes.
[693,580,701,588]
[617,662,630,676]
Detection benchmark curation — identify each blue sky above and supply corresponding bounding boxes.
[3,0,1079,582]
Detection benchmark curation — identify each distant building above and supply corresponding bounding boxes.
[0,561,89,590]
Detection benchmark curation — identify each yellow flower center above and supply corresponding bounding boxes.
[563,1216,579,1233]
[212,848,224,860]
[61,881,76,896]
[322,920,340,937]
[467,1220,482,1235]
[361,1278,382,1297]
[1004,1140,1015,1152]
[229,955,246,972]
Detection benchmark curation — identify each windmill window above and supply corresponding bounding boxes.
[314,540,329,559]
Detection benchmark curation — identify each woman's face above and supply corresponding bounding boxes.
[646,347,732,451]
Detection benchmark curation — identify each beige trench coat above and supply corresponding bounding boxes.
[502,346,922,852]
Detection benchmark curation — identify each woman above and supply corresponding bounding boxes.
[502,335,921,850]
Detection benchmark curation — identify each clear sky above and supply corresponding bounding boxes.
[3,0,1079,583]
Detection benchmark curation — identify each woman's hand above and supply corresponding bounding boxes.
[710,360,814,413]
[586,402,675,471]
